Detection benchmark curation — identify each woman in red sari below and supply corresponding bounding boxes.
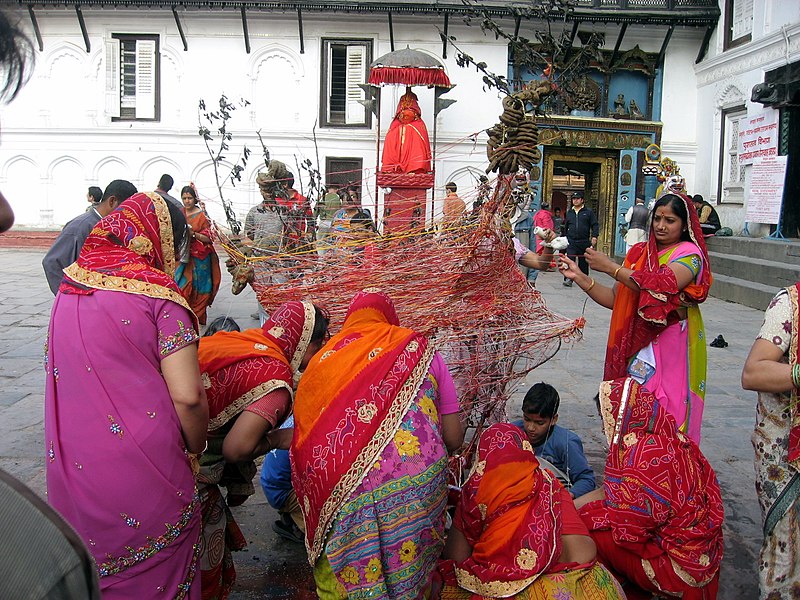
[577,377,724,599]
[381,88,432,174]
[438,423,625,599]
[175,185,221,325]
[196,301,329,599]
[560,193,712,443]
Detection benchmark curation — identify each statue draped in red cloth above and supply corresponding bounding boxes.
[381,88,432,174]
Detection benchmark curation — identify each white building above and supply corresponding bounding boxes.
[5,1,721,255]
[695,0,800,236]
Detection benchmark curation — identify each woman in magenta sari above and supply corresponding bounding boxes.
[45,192,208,599]
[560,193,712,442]
[291,290,464,599]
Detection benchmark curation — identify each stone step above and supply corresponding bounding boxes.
[708,251,800,289]
[709,272,779,311]
[706,235,800,265]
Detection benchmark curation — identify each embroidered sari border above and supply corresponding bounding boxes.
[207,379,292,431]
[307,343,436,563]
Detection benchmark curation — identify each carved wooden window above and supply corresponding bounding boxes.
[717,105,746,203]
[724,0,753,50]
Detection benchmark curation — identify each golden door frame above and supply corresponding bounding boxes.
[542,148,619,256]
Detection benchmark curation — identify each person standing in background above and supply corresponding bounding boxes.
[624,196,649,252]
[563,191,598,287]
[154,173,182,210]
[528,200,555,287]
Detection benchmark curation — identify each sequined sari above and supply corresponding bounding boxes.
[45,192,202,599]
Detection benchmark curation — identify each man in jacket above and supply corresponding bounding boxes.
[563,191,598,287]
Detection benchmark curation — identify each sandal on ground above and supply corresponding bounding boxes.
[272,519,304,544]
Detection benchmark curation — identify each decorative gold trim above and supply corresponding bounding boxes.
[148,192,177,277]
[290,301,316,372]
[599,380,616,444]
[63,263,193,317]
[307,342,436,563]
[455,566,539,597]
[207,379,292,431]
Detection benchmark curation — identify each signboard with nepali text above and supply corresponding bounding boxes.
[745,156,788,225]
[738,108,779,166]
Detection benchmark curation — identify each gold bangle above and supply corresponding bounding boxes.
[585,278,596,292]
[613,266,622,280]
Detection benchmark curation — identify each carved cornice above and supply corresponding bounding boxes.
[696,24,800,87]
[534,116,661,150]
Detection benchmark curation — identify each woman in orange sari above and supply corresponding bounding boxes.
[560,193,711,443]
[175,185,221,325]
[196,301,329,599]
[292,290,464,599]
[437,423,625,599]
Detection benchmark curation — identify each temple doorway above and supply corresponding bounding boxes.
[542,148,619,255]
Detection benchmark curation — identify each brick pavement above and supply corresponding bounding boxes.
[0,248,762,598]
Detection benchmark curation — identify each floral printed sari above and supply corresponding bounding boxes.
[175,209,220,325]
[292,291,456,599]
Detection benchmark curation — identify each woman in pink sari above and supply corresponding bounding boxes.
[45,192,208,599]
[560,193,712,442]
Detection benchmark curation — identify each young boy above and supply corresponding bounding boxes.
[513,382,596,500]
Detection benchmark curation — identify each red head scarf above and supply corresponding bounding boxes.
[292,289,433,562]
[61,191,196,328]
[198,301,320,429]
[448,423,562,597]
[605,193,712,379]
[590,378,724,586]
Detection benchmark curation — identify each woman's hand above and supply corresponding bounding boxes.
[535,227,556,244]
[584,248,616,274]
[558,254,583,282]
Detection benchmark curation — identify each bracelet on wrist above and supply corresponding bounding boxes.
[584,278,596,292]
[792,363,800,389]
[613,266,623,280]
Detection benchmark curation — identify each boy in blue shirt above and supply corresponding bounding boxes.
[512,382,596,500]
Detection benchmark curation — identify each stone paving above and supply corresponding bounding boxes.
[0,248,764,598]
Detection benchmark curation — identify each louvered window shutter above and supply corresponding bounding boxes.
[135,40,156,120]
[105,38,120,118]
[345,45,366,125]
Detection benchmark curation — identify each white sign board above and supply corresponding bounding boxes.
[738,108,779,165]
[745,155,788,225]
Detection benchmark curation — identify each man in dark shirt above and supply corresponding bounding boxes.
[692,194,721,236]
[563,190,598,286]
[42,179,137,294]
[154,173,182,209]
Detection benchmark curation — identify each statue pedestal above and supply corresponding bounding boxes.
[377,172,434,233]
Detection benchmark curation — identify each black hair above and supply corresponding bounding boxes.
[445,181,457,193]
[522,382,560,418]
[692,194,704,203]
[286,173,295,188]
[102,179,137,203]
[0,11,34,104]
[593,393,601,416]
[87,186,103,203]
[653,194,691,242]
[165,199,188,254]
[310,305,329,343]
[203,316,240,336]
[351,210,375,231]
[158,174,174,191]
[180,185,198,204]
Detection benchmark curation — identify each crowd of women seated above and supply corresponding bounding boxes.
[43,191,729,599]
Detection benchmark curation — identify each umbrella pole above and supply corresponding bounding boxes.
[374,88,382,231]
[430,96,438,228]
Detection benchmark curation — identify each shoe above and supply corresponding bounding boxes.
[250,312,259,320]
[709,334,728,348]
[272,519,304,544]
[562,279,573,287]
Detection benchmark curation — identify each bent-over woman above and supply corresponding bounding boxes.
[560,193,711,442]
[291,290,464,599]
[438,423,625,599]
[45,192,208,599]
[742,284,800,599]
[174,184,220,325]
[578,377,724,599]
[196,301,328,599]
